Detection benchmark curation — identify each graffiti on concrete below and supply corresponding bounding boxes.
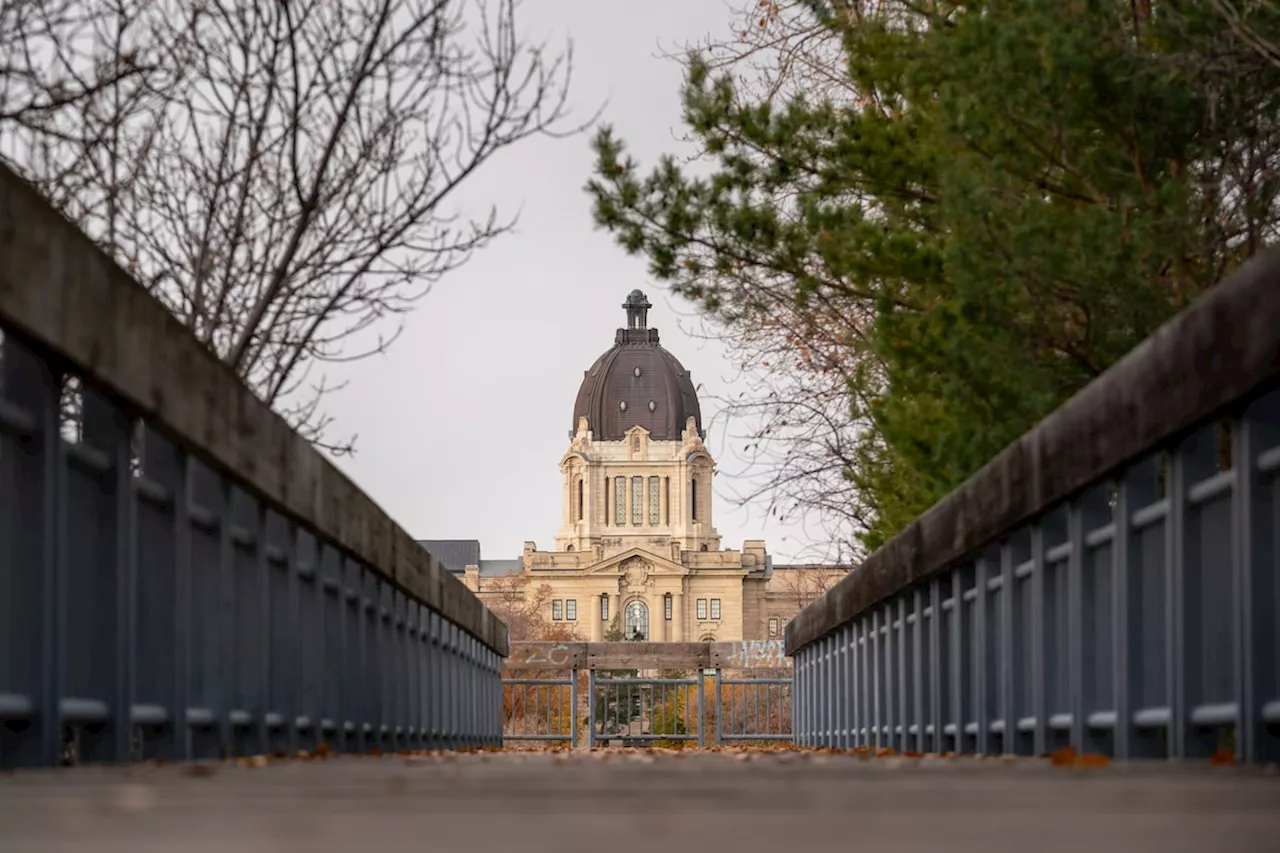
[727,640,787,668]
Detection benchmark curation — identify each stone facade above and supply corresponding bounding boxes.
[421,291,849,642]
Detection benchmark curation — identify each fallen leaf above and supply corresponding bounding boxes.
[1075,753,1110,768]
[1049,746,1077,766]
[1210,747,1234,766]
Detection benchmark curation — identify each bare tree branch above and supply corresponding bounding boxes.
[2,0,590,454]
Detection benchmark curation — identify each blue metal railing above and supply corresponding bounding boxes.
[0,166,507,768]
[787,250,1280,764]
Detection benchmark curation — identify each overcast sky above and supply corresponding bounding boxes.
[328,0,825,562]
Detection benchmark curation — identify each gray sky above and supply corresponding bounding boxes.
[329,0,823,562]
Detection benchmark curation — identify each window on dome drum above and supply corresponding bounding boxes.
[552,600,563,621]
[648,476,660,524]
[624,600,649,641]
[631,477,642,525]
[576,478,583,521]
[690,478,698,521]
[566,599,577,621]
[768,617,780,638]
[663,477,670,525]
[614,477,626,525]
[600,594,609,622]
[710,598,721,620]
[696,598,707,620]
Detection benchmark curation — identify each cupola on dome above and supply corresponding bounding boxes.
[571,290,702,441]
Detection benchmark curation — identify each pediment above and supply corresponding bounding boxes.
[582,547,686,578]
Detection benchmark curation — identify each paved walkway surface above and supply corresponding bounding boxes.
[2,749,1278,852]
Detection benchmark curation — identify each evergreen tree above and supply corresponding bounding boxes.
[588,0,1280,550]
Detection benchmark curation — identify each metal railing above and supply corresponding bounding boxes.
[787,249,1280,764]
[715,673,791,744]
[503,676,578,743]
[502,641,794,747]
[0,164,508,768]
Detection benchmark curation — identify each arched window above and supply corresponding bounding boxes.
[566,544,574,552]
[700,544,708,552]
[577,477,584,521]
[624,600,649,642]
[690,478,698,521]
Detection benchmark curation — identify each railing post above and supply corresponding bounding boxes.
[1112,473,1133,761]
[587,669,597,749]
[569,667,579,749]
[998,542,1015,756]
[974,556,990,757]
[697,670,706,748]
[714,667,723,746]
[912,588,925,754]
[928,579,943,754]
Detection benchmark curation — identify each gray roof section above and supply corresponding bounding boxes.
[416,539,481,574]
[479,559,522,578]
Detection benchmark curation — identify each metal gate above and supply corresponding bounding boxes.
[501,641,793,748]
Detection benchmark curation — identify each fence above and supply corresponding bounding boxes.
[786,249,1280,764]
[503,641,792,747]
[0,164,508,768]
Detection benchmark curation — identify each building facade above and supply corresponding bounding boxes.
[420,290,848,643]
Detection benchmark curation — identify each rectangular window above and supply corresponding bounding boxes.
[600,596,609,622]
[552,600,563,621]
[664,595,672,621]
[696,598,707,620]
[710,598,721,620]
[631,477,643,525]
[614,477,626,525]
[768,617,780,638]
[566,599,577,621]
[648,476,660,524]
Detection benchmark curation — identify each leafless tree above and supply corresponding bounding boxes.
[2,0,584,453]
[0,0,155,131]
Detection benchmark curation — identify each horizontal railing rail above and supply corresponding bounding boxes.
[786,249,1280,764]
[0,164,508,768]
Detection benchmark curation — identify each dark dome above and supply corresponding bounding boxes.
[571,291,702,441]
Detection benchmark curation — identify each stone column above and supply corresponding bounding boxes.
[563,470,572,528]
[672,591,684,643]
[592,593,603,641]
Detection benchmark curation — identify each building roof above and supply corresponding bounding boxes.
[416,539,480,574]
[571,290,702,441]
[478,558,522,578]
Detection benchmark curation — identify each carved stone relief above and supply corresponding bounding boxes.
[618,556,653,592]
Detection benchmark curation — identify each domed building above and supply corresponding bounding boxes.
[419,291,849,643]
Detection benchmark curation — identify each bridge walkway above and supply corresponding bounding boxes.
[2,749,1278,852]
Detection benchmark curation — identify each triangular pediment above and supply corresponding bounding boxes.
[582,547,686,577]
